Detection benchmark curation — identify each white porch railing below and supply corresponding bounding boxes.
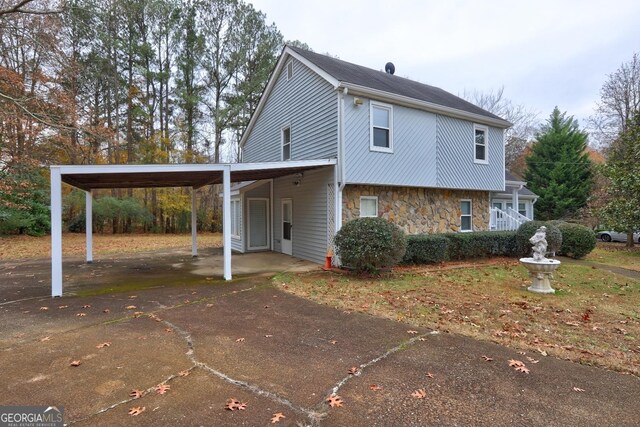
[490,207,530,231]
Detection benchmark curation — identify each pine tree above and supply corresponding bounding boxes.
[525,107,593,220]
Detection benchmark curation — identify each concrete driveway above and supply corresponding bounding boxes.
[1,250,638,426]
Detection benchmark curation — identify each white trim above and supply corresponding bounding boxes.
[286,60,293,81]
[281,125,291,161]
[342,82,512,129]
[473,124,489,164]
[270,179,274,250]
[247,197,270,250]
[369,101,393,153]
[230,198,241,239]
[359,196,378,218]
[460,199,473,232]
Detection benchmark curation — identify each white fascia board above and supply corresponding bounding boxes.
[55,164,227,175]
[341,83,513,129]
[239,47,340,149]
[505,179,526,186]
[231,158,336,172]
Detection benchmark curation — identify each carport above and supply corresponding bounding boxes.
[50,159,336,297]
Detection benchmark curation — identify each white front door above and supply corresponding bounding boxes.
[247,198,269,250]
[281,199,292,255]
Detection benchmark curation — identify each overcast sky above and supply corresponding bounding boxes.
[248,0,640,129]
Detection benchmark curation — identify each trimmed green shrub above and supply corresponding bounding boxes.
[403,234,449,264]
[515,221,562,257]
[557,223,596,259]
[445,231,517,260]
[334,217,407,273]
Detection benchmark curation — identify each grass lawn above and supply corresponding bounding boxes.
[586,243,640,272]
[0,232,222,260]
[276,258,640,375]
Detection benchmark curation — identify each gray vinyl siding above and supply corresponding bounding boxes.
[436,115,504,191]
[344,96,437,186]
[344,97,503,191]
[242,58,338,163]
[272,167,333,264]
[243,182,271,252]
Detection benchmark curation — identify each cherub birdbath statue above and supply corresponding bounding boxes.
[519,226,561,294]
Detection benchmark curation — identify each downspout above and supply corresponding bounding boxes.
[336,86,347,233]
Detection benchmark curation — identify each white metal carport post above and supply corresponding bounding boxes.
[51,167,62,297]
[191,187,198,257]
[223,166,232,280]
[86,190,93,263]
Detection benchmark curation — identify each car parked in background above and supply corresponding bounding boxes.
[596,230,640,243]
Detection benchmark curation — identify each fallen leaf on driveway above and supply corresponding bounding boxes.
[96,342,111,349]
[225,398,247,411]
[155,384,170,395]
[407,330,418,334]
[58,305,68,309]
[264,334,273,338]
[164,328,173,333]
[126,305,137,310]
[411,389,427,399]
[573,387,585,392]
[271,412,286,423]
[329,340,338,345]
[178,370,190,377]
[508,359,530,374]
[130,389,145,399]
[82,304,92,308]
[206,303,214,308]
[348,367,359,375]
[369,384,383,391]
[40,307,49,311]
[128,406,145,416]
[425,372,434,378]
[236,338,245,342]
[326,394,343,408]
[537,348,548,356]
[40,336,51,342]
[482,355,494,362]
[76,313,86,317]
[515,365,530,374]
[526,357,540,364]
[103,309,110,314]
[70,360,82,367]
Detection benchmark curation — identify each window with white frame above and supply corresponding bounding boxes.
[518,202,527,217]
[360,196,378,218]
[282,126,291,161]
[460,200,472,232]
[370,102,393,152]
[286,60,293,80]
[230,199,241,238]
[474,124,488,163]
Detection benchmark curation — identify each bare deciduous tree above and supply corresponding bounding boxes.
[0,0,62,16]
[589,52,640,148]
[462,86,539,168]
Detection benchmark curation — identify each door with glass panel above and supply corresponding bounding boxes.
[281,199,292,255]
[247,198,269,250]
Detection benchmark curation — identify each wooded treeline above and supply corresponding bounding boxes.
[0,0,284,235]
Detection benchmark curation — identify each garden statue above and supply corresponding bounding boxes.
[519,226,561,294]
[529,226,548,261]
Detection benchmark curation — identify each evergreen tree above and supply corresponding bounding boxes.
[598,112,640,247]
[525,107,593,220]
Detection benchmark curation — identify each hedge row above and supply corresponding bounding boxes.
[401,221,596,265]
[402,231,517,264]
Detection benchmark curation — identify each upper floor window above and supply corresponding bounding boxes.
[370,102,393,153]
[360,196,378,218]
[286,60,293,80]
[460,200,472,232]
[282,126,291,160]
[474,124,488,164]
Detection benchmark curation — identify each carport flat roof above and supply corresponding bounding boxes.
[54,159,336,191]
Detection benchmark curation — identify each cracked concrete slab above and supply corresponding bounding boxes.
[322,331,640,426]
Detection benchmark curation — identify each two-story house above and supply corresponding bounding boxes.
[231,46,535,264]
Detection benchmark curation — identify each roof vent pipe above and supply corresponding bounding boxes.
[385,62,395,75]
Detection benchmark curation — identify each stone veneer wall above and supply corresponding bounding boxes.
[342,185,490,234]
